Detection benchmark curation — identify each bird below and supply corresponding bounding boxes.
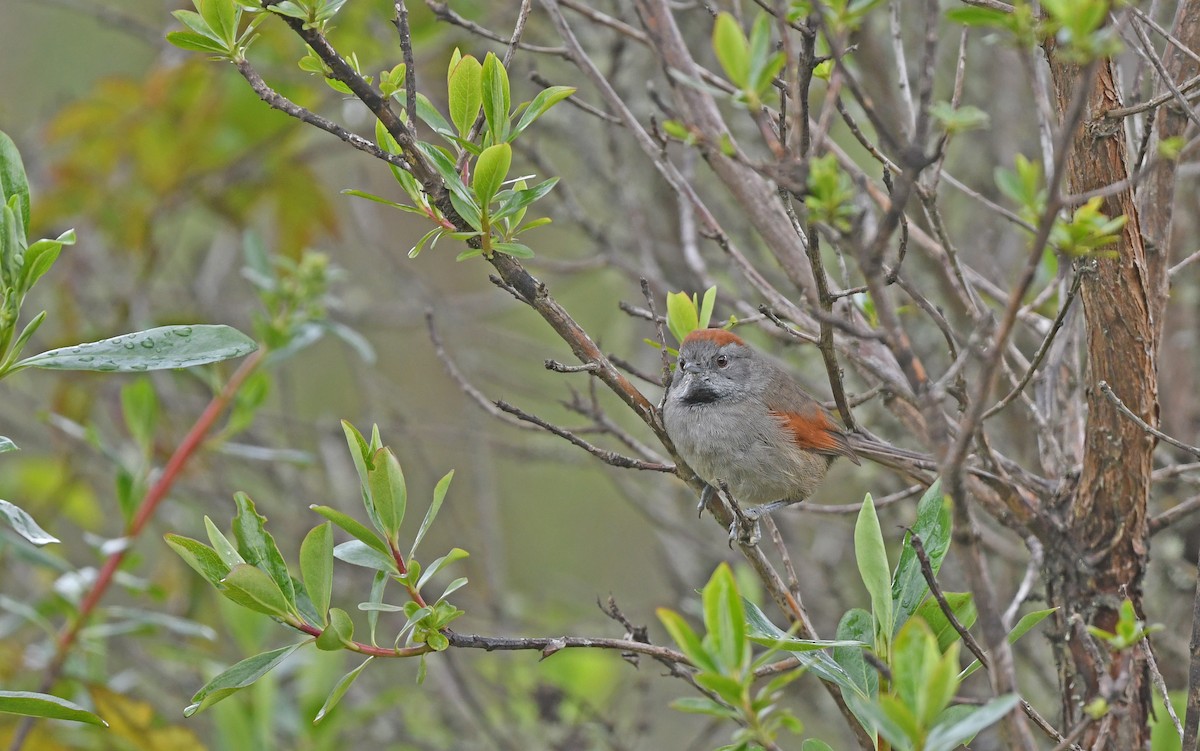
[662,328,930,537]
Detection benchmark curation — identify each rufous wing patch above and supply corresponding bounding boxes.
[682,329,745,347]
[771,409,862,465]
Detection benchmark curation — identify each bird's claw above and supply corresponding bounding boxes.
[727,516,762,546]
[697,484,715,518]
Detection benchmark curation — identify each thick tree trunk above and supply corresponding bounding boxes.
[1043,50,1165,749]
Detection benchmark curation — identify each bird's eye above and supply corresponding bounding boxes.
[678,358,687,369]
[716,355,730,368]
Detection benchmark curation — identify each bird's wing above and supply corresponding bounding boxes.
[766,390,862,466]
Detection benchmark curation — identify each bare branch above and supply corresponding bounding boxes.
[1100,380,1200,458]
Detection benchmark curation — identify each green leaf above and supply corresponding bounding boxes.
[0,499,59,546]
[892,479,950,632]
[20,230,73,294]
[439,576,468,601]
[12,325,257,373]
[666,290,700,343]
[447,54,483,139]
[511,86,576,140]
[801,741,835,751]
[205,516,245,568]
[332,540,398,573]
[120,378,159,452]
[0,436,16,453]
[339,420,372,494]
[925,694,1019,751]
[713,12,750,87]
[493,242,534,259]
[669,696,739,720]
[914,592,976,652]
[846,693,918,751]
[367,447,407,543]
[415,92,456,137]
[220,563,296,619]
[415,547,469,591]
[855,494,893,646]
[492,177,558,223]
[0,691,107,726]
[472,143,512,207]
[315,607,354,651]
[164,533,229,586]
[0,130,31,233]
[300,523,334,622]
[702,562,746,675]
[340,189,415,211]
[833,608,877,700]
[480,53,511,143]
[698,286,718,329]
[744,598,865,651]
[411,470,453,559]
[185,642,305,716]
[448,191,483,232]
[960,608,1055,679]
[314,657,373,723]
[658,608,716,672]
[309,504,391,558]
[167,30,231,55]
[945,6,1010,26]
[366,570,388,644]
[1,311,43,369]
[199,0,238,45]
[232,492,296,609]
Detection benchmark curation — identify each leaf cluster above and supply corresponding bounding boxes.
[165,421,465,723]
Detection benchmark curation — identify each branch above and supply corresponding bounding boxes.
[1099,380,1200,458]
[495,400,675,472]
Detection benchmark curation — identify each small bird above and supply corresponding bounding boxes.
[662,328,928,534]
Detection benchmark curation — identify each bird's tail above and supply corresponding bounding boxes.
[845,432,937,475]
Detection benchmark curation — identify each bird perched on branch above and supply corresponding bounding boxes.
[663,328,930,539]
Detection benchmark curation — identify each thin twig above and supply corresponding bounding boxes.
[984,272,1082,419]
[1184,544,1200,749]
[1150,493,1200,534]
[393,2,418,129]
[1142,638,1184,744]
[911,532,989,665]
[795,484,923,514]
[235,60,413,172]
[1099,380,1200,458]
[495,400,675,472]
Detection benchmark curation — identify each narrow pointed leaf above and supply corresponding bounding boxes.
[300,523,334,621]
[367,447,406,542]
[0,130,30,232]
[220,563,295,618]
[232,492,296,608]
[855,495,893,642]
[480,53,511,142]
[13,325,256,372]
[332,540,398,573]
[205,516,245,568]
[165,534,229,585]
[0,499,58,546]
[186,642,305,715]
[411,470,453,558]
[314,657,373,723]
[0,691,107,726]
[448,54,483,139]
[309,504,390,558]
[472,143,511,207]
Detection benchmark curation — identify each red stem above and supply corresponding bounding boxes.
[9,349,265,751]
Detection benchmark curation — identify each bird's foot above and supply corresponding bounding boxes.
[728,501,793,546]
[696,484,716,518]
